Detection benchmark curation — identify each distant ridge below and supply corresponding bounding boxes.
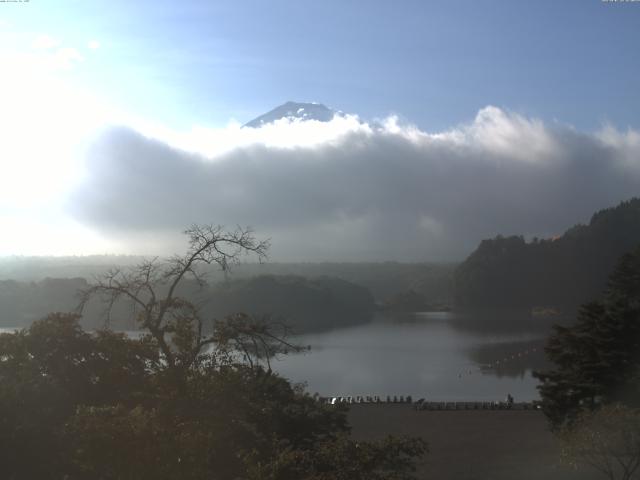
[243,101,337,128]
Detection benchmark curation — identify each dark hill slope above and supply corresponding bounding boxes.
[454,198,640,309]
[200,275,375,333]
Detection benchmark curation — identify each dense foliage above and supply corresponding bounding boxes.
[455,198,640,310]
[0,313,425,479]
[535,245,640,428]
[0,225,425,479]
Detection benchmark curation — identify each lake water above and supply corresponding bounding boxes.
[273,312,551,402]
[1,311,553,402]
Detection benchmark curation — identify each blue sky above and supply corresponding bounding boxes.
[2,0,638,131]
[1,1,640,258]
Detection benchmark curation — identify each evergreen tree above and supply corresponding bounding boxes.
[535,245,640,428]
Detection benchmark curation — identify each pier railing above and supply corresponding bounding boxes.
[319,396,539,411]
[412,401,537,411]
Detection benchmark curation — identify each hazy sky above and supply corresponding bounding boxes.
[1,1,639,260]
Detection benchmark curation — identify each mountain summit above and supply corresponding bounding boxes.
[244,101,337,128]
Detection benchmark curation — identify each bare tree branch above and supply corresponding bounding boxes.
[77,224,271,372]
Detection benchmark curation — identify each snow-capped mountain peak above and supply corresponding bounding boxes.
[244,101,339,128]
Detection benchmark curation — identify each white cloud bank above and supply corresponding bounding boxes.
[69,107,640,261]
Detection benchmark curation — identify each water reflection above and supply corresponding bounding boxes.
[274,311,552,401]
[468,338,551,379]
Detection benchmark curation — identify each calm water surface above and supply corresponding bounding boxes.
[1,311,552,401]
[273,312,550,401]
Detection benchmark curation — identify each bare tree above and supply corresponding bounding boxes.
[77,224,285,371]
[560,404,640,480]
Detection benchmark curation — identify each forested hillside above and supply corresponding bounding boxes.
[0,258,455,305]
[198,275,375,333]
[0,275,374,334]
[454,198,640,310]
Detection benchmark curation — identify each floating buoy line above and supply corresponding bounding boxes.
[457,341,546,379]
